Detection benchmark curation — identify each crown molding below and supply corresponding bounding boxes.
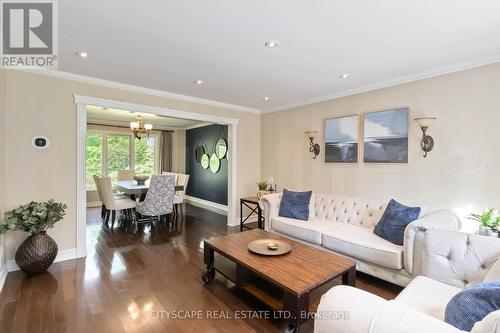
[74,95,239,125]
[262,55,500,113]
[184,122,214,130]
[14,68,261,114]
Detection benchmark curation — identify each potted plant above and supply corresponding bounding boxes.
[467,208,500,236]
[256,181,269,198]
[0,200,66,275]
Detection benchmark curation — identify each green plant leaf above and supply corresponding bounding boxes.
[0,200,66,235]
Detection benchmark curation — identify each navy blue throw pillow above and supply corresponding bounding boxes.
[445,281,500,331]
[373,199,421,245]
[278,188,312,221]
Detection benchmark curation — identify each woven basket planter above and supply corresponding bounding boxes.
[15,232,58,275]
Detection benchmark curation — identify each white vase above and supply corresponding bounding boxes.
[479,225,491,236]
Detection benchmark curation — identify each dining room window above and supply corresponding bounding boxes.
[86,129,160,190]
[86,132,103,190]
[107,134,132,183]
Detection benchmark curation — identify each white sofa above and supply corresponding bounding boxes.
[314,229,500,333]
[259,193,461,286]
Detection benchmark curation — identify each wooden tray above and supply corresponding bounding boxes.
[247,238,291,256]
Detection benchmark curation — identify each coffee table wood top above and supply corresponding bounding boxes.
[204,229,356,295]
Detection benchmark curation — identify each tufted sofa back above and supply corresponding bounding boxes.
[309,194,388,228]
[423,229,500,288]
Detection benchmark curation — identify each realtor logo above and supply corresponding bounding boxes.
[1,0,58,68]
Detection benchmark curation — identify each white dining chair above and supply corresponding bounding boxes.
[161,172,179,185]
[93,175,107,219]
[97,176,137,229]
[94,174,128,219]
[173,174,190,215]
[135,174,175,229]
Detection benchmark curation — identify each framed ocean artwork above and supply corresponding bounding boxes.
[364,107,409,163]
[324,115,358,163]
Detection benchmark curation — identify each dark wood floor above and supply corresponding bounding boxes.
[0,204,402,333]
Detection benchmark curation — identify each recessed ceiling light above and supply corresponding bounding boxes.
[264,40,279,48]
[339,73,351,79]
[194,80,204,85]
[263,97,270,101]
[75,51,89,58]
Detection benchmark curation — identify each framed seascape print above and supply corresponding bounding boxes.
[324,115,358,163]
[364,107,409,163]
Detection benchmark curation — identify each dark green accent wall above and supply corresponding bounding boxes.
[185,124,228,205]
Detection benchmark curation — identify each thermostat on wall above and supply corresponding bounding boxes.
[32,136,50,150]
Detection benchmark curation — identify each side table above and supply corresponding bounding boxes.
[240,196,264,231]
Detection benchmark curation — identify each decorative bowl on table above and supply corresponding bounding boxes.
[247,239,291,256]
[133,175,149,185]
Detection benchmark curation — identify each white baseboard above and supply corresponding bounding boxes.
[235,216,259,224]
[86,201,102,208]
[0,267,7,293]
[6,248,80,272]
[184,195,228,215]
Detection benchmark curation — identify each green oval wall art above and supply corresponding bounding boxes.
[200,154,210,169]
[210,153,221,173]
[215,138,227,159]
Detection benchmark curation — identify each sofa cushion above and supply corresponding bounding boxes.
[444,281,500,331]
[272,216,340,245]
[485,259,500,282]
[310,194,388,227]
[395,275,461,320]
[278,188,312,221]
[322,224,404,269]
[374,199,421,245]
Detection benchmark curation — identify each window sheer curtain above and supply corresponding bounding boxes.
[159,131,172,173]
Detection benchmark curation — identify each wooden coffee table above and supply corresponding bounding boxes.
[201,229,356,331]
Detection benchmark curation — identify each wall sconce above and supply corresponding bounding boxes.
[305,131,320,159]
[414,117,437,158]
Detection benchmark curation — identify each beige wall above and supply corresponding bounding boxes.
[262,62,500,232]
[1,69,261,260]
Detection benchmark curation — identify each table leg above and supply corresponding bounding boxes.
[202,242,215,283]
[284,291,309,332]
[258,205,263,229]
[240,200,243,232]
[139,193,146,202]
[342,266,356,287]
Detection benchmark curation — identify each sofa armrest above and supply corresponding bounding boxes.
[370,301,465,333]
[404,209,461,275]
[423,229,500,288]
[259,193,282,231]
[315,285,464,333]
[314,285,388,333]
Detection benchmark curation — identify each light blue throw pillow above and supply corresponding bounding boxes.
[373,199,421,245]
[278,188,312,221]
[445,281,500,331]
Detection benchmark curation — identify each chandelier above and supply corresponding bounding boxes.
[130,114,153,140]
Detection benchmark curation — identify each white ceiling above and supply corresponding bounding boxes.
[60,1,500,112]
[86,106,204,128]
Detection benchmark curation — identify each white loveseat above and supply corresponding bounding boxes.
[314,229,500,333]
[259,193,461,286]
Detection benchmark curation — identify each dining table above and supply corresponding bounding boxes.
[115,180,184,201]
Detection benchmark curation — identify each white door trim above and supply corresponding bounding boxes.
[76,103,87,258]
[74,95,239,254]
